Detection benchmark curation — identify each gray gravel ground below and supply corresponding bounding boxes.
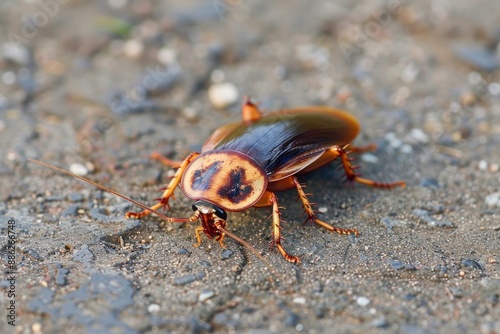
[1,0,499,333]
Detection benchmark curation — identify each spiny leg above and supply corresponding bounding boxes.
[266,192,301,264]
[125,152,200,219]
[331,146,406,188]
[292,177,359,236]
[193,227,226,248]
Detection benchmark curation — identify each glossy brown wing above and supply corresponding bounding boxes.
[203,107,360,181]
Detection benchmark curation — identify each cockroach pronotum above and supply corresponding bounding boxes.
[30,98,405,264]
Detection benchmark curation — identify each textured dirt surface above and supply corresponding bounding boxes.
[1,1,499,333]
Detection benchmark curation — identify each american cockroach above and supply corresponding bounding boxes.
[30,98,405,264]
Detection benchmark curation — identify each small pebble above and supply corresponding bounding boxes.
[485,192,500,208]
[461,259,483,270]
[68,193,85,202]
[123,39,144,59]
[407,128,429,144]
[318,207,328,213]
[2,42,30,65]
[157,47,177,65]
[147,303,160,313]
[56,266,69,286]
[221,249,234,260]
[198,260,212,268]
[489,163,499,173]
[172,272,206,286]
[208,83,239,109]
[199,290,215,302]
[69,163,88,176]
[478,160,488,171]
[385,132,402,148]
[177,248,190,255]
[390,260,406,270]
[420,178,440,189]
[361,153,379,164]
[293,297,306,305]
[400,144,413,154]
[356,296,370,307]
[31,323,42,334]
[454,44,499,72]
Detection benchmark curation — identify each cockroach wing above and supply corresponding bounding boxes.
[203,107,360,181]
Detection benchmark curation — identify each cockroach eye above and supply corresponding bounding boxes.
[211,205,227,220]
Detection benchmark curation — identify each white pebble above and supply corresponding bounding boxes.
[293,297,306,305]
[385,132,402,148]
[199,290,215,302]
[123,39,144,59]
[157,47,177,65]
[400,144,413,154]
[208,83,239,109]
[485,192,500,208]
[69,163,88,176]
[478,160,488,171]
[318,207,328,213]
[407,128,429,144]
[147,303,160,313]
[361,153,379,164]
[356,296,371,307]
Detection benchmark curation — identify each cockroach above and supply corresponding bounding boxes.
[30,98,404,264]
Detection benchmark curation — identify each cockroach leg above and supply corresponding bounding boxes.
[331,146,406,189]
[194,226,205,248]
[292,176,359,236]
[267,192,301,264]
[348,143,377,154]
[150,151,183,168]
[125,152,200,219]
[216,233,227,249]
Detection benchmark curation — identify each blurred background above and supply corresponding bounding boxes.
[1,1,499,333]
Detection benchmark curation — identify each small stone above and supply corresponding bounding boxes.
[68,193,85,202]
[361,153,379,164]
[390,260,406,270]
[478,160,488,171]
[208,83,239,109]
[123,39,144,59]
[400,144,413,154]
[182,107,200,122]
[32,323,42,334]
[2,42,30,65]
[385,132,402,148]
[148,303,160,313]
[293,297,306,305]
[221,249,234,260]
[69,163,88,176]
[356,296,370,307]
[157,47,177,65]
[177,248,190,255]
[318,207,328,213]
[199,290,215,302]
[461,259,483,270]
[485,192,500,208]
[454,44,499,72]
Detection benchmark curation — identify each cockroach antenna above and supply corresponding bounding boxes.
[28,158,281,280]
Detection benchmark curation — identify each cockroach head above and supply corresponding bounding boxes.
[191,200,227,221]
